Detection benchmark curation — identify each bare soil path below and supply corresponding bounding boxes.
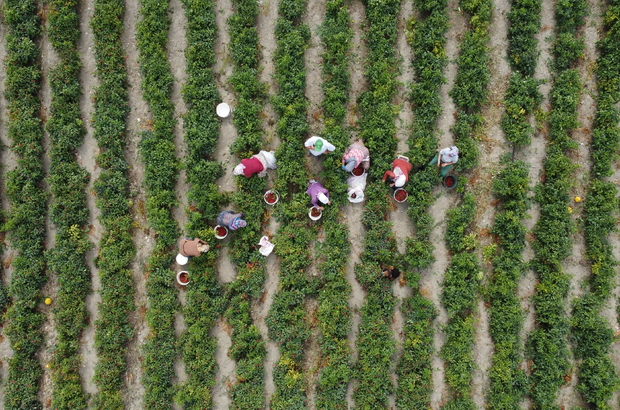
[123,0,152,406]
[77,0,101,397]
[0,0,15,403]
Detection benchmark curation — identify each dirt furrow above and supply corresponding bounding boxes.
[344,203,366,408]
[212,0,238,405]
[305,0,325,134]
[518,1,555,404]
[394,0,414,155]
[77,0,101,396]
[437,0,468,147]
[167,0,190,404]
[169,0,189,229]
[302,0,326,405]
[38,22,59,408]
[387,2,415,406]
[424,0,469,407]
[0,3,15,406]
[123,0,152,406]
[422,193,451,408]
[343,3,367,408]
[470,0,512,404]
[558,0,603,407]
[214,0,238,194]
[257,0,279,147]
[347,0,368,132]
[253,216,282,405]
[212,319,236,410]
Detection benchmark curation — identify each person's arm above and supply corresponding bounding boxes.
[305,136,318,148]
[324,140,336,152]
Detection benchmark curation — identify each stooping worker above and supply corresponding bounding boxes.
[342,141,370,173]
[428,146,459,177]
[177,238,210,265]
[304,136,336,156]
[217,211,247,230]
[381,266,401,281]
[306,179,331,209]
[382,156,413,188]
[233,150,277,178]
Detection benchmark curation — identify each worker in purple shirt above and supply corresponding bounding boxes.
[306,179,331,209]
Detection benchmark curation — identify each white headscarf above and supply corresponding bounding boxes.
[233,163,245,175]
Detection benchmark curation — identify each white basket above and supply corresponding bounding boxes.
[264,190,280,205]
[393,188,408,203]
[308,206,323,221]
[177,271,190,286]
[216,102,231,118]
[214,225,228,239]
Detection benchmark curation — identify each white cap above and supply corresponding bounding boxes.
[318,192,329,204]
[233,163,245,175]
[176,253,189,265]
[394,174,406,188]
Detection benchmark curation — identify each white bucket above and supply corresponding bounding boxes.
[176,253,189,265]
[216,102,231,118]
[214,225,228,239]
[177,271,190,286]
[308,206,322,221]
[264,190,280,205]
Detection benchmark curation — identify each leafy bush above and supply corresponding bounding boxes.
[89,2,137,407]
[136,0,181,407]
[46,0,92,407]
[2,1,47,408]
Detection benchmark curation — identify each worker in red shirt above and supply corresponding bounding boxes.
[382,157,413,188]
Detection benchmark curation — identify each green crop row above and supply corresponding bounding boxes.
[314,1,353,406]
[357,0,401,175]
[404,0,447,269]
[352,0,401,407]
[46,0,91,408]
[271,0,310,191]
[487,160,530,409]
[439,0,490,406]
[90,0,136,407]
[450,0,492,170]
[396,294,437,409]
[487,0,540,402]
[354,186,398,409]
[502,0,542,147]
[266,0,316,406]
[223,0,269,406]
[440,192,480,409]
[2,0,47,408]
[136,0,180,407]
[175,0,225,407]
[570,0,620,407]
[527,0,585,405]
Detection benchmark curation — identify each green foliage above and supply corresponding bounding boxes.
[89,1,136,406]
[314,0,354,407]
[46,0,91,407]
[2,0,46,408]
[507,0,541,76]
[404,0,447,270]
[450,0,492,170]
[488,161,530,409]
[568,1,620,406]
[502,74,543,146]
[267,0,317,406]
[174,0,226,408]
[136,0,180,407]
[528,0,585,405]
[396,296,437,409]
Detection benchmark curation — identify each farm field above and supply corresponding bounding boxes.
[0,0,619,408]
